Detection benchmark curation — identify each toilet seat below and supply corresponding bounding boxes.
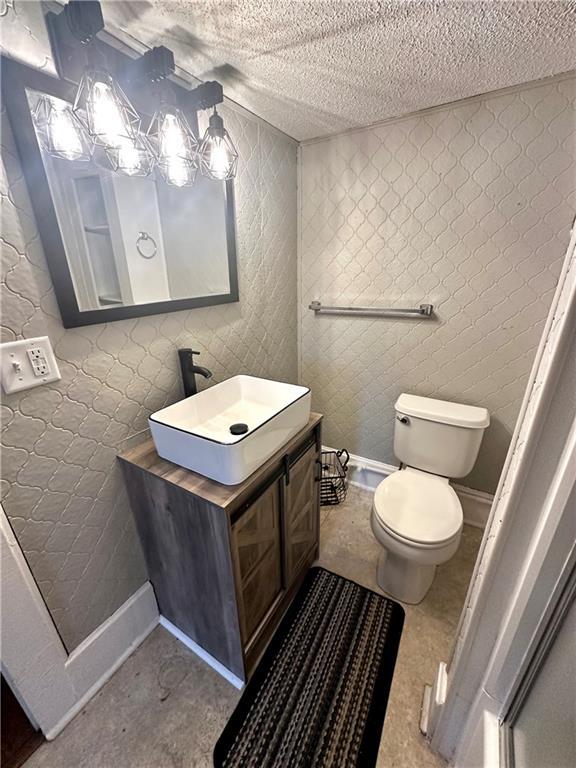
[373,467,462,546]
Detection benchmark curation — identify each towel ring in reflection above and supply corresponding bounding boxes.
[136,231,157,260]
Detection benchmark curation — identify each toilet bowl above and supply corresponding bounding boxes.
[371,468,462,603]
[370,393,489,604]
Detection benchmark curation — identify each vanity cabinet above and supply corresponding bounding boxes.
[119,414,322,683]
[284,444,319,584]
[232,479,283,643]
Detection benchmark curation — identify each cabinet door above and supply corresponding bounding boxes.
[232,480,283,643]
[284,444,319,584]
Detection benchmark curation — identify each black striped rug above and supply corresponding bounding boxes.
[214,567,405,768]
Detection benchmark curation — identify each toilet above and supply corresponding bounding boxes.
[371,393,490,604]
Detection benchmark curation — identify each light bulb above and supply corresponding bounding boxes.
[48,105,83,158]
[105,133,155,177]
[197,109,238,181]
[74,70,141,149]
[147,107,197,187]
[166,156,195,187]
[205,136,233,180]
[32,95,93,162]
[90,80,129,147]
[160,113,185,156]
[115,138,140,175]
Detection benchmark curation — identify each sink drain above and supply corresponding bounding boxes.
[230,423,249,435]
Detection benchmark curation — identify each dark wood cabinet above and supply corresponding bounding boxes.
[119,414,322,683]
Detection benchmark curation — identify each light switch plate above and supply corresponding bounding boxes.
[0,336,61,394]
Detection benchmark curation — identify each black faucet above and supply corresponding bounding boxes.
[178,349,213,397]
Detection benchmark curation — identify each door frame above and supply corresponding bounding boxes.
[0,506,158,739]
[426,223,576,766]
[499,563,576,767]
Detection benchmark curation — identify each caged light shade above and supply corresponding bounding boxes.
[32,94,93,162]
[73,69,155,177]
[105,132,156,177]
[73,69,141,150]
[197,108,238,181]
[147,107,198,187]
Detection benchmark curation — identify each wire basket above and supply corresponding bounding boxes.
[320,449,350,506]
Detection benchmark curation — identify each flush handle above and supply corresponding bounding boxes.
[397,415,410,425]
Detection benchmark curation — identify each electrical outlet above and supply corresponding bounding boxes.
[27,347,50,377]
[1,336,61,394]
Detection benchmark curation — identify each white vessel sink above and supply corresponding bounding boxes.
[149,375,311,485]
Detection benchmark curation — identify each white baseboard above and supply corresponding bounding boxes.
[420,684,433,735]
[45,583,159,740]
[452,484,494,530]
[324,446,494,529]
[159,616,245,690]
[424,661,448,739]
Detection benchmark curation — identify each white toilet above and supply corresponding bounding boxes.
[371,393,489,604]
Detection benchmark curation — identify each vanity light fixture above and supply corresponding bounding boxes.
[143,47,198,187]
[32,94,93,161]
[47,0,152,174]
[73,68,156,177]
[106,131,156,177]
[147,107,198,187]
[73,69,155,177]
[44,0,238,182]
[197,107,238,181]
[73,70,140,149]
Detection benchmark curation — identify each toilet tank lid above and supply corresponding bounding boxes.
[395,394,490,429]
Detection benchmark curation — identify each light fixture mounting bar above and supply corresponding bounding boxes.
[47,1,225,114]
[187,81,224,112]
[46,0,104,81]
[42,0,238,181]
[130,46,175,85]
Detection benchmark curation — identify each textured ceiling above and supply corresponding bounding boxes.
[101,0,576,141]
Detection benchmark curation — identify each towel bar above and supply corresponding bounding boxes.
[308,301,434,318]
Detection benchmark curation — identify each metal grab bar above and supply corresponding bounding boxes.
[308,301,434,319]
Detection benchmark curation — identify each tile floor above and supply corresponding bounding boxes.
[317,488,483,768]
[24,486,482,768]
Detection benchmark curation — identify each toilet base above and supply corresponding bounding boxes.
[377,550,436,604]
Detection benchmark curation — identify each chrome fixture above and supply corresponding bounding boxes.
[197,107,238,181]
[308,301,434,319]
[32,94,93,161]
[135,231,158,260]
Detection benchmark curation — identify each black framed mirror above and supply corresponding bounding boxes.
[1,54,239,328]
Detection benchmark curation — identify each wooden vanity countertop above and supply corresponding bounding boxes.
[118,412,322,513]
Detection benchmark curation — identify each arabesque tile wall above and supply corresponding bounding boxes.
[299,76,575,493]
[1,2,574,651]
[1,36,297,650]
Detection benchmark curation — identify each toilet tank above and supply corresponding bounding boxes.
[394,394,490,478]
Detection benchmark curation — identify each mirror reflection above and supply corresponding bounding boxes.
[27,89,232,312]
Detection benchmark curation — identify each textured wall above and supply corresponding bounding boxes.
[1,86,297,650]
[299,76,576,493]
